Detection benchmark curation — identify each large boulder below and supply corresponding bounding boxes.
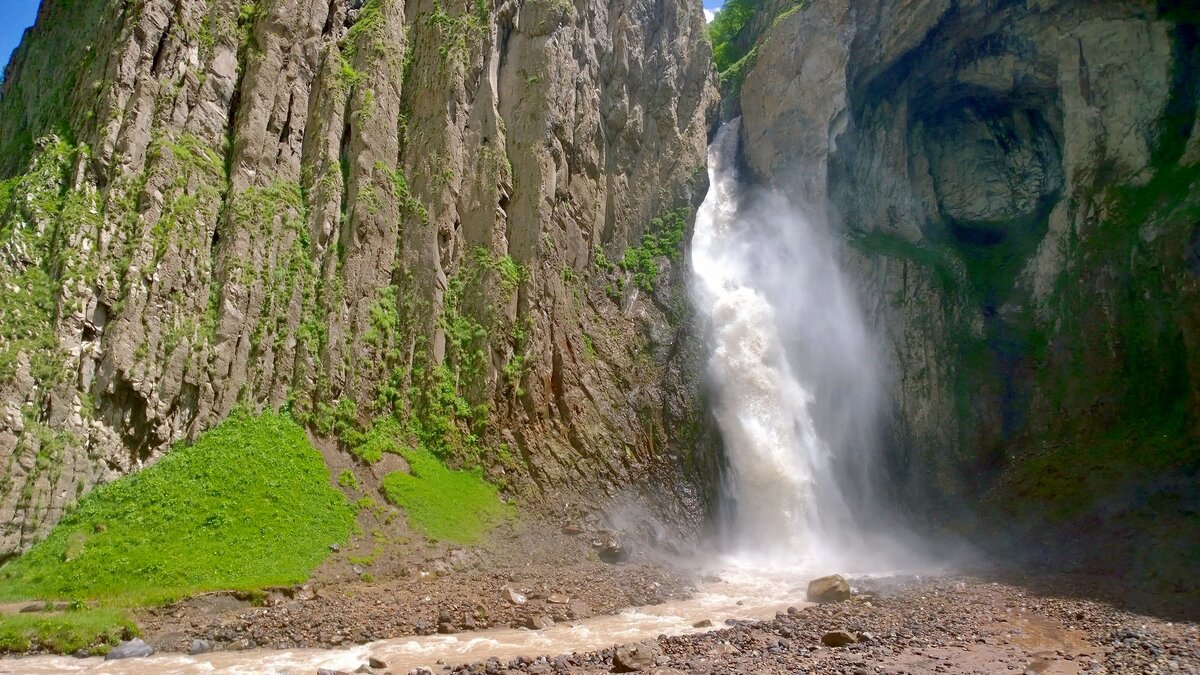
[806,574,851,603]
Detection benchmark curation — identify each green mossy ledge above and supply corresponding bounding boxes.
[0,412,355,605]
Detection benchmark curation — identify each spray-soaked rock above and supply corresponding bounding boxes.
[806,575,851,603]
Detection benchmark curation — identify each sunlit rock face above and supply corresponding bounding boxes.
[0,0,720,559]
[738,0,1200,579]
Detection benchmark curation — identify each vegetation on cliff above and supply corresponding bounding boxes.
[708,0,807,96]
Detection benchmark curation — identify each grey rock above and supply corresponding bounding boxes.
[189,639,214,655]
[104,638,153,660]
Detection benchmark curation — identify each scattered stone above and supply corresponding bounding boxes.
[502,587,527,605]
[807,574,851,603]
[317,669,349,675]
[354,665,374,674]
[329,544,340,553]
[104,638,153,660]
[437,622,456,634]
[189,639,214,655]
[613,640,663,672]
[821,630,858,647]
[547,593,570,604]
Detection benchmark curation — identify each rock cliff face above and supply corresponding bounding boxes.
[737,0,1199,577]
[0,0,718,559]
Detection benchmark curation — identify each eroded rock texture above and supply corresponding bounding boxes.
[738,0,1200,578]
[0,0,718,559]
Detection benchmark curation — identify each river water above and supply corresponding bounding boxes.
[3,562,822,674]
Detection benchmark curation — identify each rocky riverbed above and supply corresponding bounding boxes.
[139,557,693,654]
[420,574,1199,675]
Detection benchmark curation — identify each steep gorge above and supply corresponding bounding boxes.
[2,0,1197,598]
[0,0,719,560]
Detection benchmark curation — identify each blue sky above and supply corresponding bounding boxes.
[1,0,40,74]
[1,0,720,74]
[703,0,724,22]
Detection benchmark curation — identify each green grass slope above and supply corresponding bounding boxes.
[0,412,354,604]
[381,448,512,544]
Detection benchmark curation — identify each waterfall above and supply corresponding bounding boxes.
[691,121,885,567]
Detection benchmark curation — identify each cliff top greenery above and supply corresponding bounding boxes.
[708,0,807,93]
[0,412,355,605]
[708,0,759,76]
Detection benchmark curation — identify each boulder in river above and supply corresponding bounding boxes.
[613,640,663,672]
[104,638,153,660]
[368,656,387,669]
[807,574,851,603]
[525,614,554,630]
[821,630,858,647]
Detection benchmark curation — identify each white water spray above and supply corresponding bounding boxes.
[692,121,888,569]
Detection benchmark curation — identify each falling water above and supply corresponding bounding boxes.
[691,121,887,568]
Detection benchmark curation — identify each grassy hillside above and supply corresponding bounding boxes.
[0,412,354,604]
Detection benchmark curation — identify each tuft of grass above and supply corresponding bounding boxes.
[0,608,135,655]
[0,413,355,604]
[381,448,513,544]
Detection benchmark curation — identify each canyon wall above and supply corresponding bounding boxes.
[0,0,719,559]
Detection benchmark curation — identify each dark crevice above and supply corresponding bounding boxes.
[150,17,173,75]
[337,115,353,259]
[276,92,295,162]
[322,0,338,38]
[1155,16,1199,166]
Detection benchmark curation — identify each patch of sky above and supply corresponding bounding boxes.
[1,0,41,76]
